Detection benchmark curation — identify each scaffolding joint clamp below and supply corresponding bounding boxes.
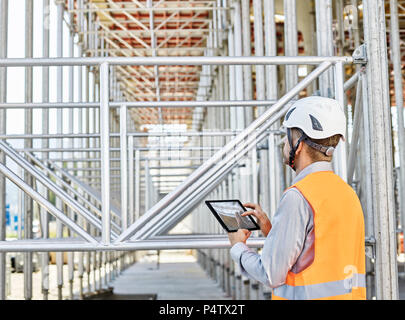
[365,235,376,260]
[352,44,367,65]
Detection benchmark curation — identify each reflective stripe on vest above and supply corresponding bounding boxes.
[273,273,366,300]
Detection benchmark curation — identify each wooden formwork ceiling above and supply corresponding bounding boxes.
[70,0,218,127]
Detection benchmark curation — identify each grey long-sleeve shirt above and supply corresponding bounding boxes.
[230,161,333,288]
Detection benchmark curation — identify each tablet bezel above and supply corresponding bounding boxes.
[205,199,260,233]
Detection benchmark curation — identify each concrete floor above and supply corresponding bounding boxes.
[5,250,231,300]
[7,263,99,300]
[108,250,231,300]
[12,251,405,300]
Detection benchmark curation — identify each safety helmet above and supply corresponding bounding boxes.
[281,96,346,171]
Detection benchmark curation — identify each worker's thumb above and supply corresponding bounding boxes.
[241,229,251,238]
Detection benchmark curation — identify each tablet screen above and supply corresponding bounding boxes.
[206,200,259,232]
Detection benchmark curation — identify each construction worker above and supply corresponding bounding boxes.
[227,96,366,300]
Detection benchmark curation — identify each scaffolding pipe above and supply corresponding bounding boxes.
[363,0,399,300]
[67,0,76,299]
[120,104,128,230]
[135,149,140,221]
[0,141,118,237]
[347,76,363,185]
[315,0,334,96]
[46,156,211,162]
[264,0,281,215]
[128,136,134,226]
[0,99,279,109]
[126,61,333,242]
[344,71,360,91]
[0,56,353,67]
[232,0,245,131]
[100,62,111,245]
[0,0,7,301]
[24,0,34,300]
[389,0,405,235]
[15,146,223,152]
[253,0,270,215]
[0,237,266,252]
[241,0,253,126]
[22,152,121,234]
[333,61,348,181]
[0,129,281,139]
[149,130,270,238]
[40,0,50,300]
[0,162,98,244]
[45,159,121,222]
[55,1,65,299]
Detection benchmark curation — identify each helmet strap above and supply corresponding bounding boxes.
[286,128,335,171]
[303,139,335,156]
[287,128,306,171]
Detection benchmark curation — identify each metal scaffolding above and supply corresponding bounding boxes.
[0,0,404,300]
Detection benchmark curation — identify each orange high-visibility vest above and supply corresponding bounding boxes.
[272,171,366,300]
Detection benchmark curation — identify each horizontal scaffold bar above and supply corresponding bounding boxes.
[0,129,283,139]
[0,56,353,67]
[0,99,277,109]
[0,236,375,252]
[0,237,266,252]
[15,146,223,152]
[40,157,211,162]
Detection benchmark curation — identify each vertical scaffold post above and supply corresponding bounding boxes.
[24,0,34,301]
[363,0,399,300]
[389,0,405,238]
[77,0,85,299]
[120,104,128,230]
[0,0,8,301]
[334,61,348,182]
[41,0,50,300]
[128,135,134,226]
[67,0,75,299]
[55,0,64,299]
[263,0,280,217]
[283,0,297,186]
[253,0,269,214]
[135,149,140,222]
[100,62,111,245]
[315,0,334,97]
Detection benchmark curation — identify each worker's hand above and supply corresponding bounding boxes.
[242,202,272,237]
[228,229,252,246]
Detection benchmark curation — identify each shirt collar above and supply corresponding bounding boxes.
[291,161,334,185]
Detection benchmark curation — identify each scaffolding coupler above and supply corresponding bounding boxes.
[365,236,376,260]
[352,44,368,65]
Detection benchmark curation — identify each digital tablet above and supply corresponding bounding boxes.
[205,200,260,233]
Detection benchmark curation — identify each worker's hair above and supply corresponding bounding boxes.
[291,128,342,162]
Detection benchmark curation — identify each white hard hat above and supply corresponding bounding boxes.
[282,96,346,142]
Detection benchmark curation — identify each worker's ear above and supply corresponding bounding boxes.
[295,140,304,156]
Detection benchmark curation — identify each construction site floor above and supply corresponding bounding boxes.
[8,251,405,300]
[106,250,231,300]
